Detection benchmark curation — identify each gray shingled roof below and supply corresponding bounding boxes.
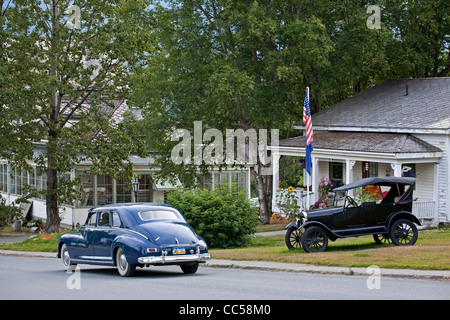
[279,131,442,154]
[295,78,450,131]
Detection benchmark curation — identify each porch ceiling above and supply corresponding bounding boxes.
[278,131,442,155]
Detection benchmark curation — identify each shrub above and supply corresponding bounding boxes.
[166,185,259,249]
[0,196,22,228]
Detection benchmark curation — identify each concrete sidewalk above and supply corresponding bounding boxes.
[1,249,449,281]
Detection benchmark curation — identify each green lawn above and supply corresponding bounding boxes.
[210,226,450,270]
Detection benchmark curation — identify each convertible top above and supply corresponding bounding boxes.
[332,177,416,192]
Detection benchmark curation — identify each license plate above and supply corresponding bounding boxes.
[172,247,185,255]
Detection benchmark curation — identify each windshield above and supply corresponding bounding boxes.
[138,210,182,221]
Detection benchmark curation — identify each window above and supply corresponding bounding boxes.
[329,162,343,186]
[98,211,110,227]
[401,164,416,177]
[78,173,94,206]
[0,164,6,192]
[139,210,181,221]
[86,212,97,226]
[231,172,246,191]
[97,175,113,205]
[213,171,247,193]
[111,211,121,227]
[116,177,131,203]
[362,162,378,178]
[137,174,152,202]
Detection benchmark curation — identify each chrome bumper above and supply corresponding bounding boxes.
[138,252,211,265]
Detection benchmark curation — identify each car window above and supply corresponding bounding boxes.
[111,211,121,227]
[86,212,97,226]
[98,211,110,227]
[139,210,181,221]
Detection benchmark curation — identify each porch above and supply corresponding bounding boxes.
[271,131,444,226]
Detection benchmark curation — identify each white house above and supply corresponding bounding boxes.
[0,98,251,228]
[271,78,449,225]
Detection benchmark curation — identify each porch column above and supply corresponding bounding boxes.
[271,152,280,213]
[345,160,356,196]
[312,157,318,204]
[391,163,402,177]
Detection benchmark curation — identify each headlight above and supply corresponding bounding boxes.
[302,211,308,221]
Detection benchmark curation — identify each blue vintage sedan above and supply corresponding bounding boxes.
[57,203,211,276]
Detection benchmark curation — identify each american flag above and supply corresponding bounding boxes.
[303,88,313,175]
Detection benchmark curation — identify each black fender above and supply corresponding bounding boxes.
[386,211,421,229]
[299,221,339,242]
[285,221,299,230]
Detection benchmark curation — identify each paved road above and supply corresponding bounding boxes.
[1,255,449,300]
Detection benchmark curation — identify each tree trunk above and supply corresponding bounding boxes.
[45,165,61,233]
[254,161,273,224]
[45,126,61,233]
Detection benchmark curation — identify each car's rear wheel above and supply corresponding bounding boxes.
[373,233,392,244]
[180,263,199,274]
[116,247,136,277]
[301,226,328,253]
[389,219,418,246]
[285,227,302,249]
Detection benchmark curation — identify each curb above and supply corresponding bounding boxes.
[203,259,450,281]
[1,250,449,281]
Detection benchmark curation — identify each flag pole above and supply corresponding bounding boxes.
[306,87,310,210]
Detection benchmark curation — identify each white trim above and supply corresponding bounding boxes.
[293,125,450,135]
[271,146,442,164]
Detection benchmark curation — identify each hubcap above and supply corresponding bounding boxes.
[63,249,70,266]
[118,252,127,271]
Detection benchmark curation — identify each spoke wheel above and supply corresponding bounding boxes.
[301,226,328,253]
[390,219,418,246]
[373,233,392,244]
[285,227,302,249]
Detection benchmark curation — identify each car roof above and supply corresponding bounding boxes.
[332,177,416,192]
[91,202,176,211]
[89,203,184,226]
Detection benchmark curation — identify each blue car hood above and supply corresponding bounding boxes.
[134,221,198,245]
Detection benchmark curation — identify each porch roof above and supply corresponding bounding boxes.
[279,131,442,154]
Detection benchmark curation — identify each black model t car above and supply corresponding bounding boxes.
[285,177,420,253]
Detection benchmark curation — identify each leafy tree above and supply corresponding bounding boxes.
[0,0,152,232]
[130,0,332,223]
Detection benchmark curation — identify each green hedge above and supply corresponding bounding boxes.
[166,185,259,249]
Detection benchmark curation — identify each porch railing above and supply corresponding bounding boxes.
[412,200,436,222]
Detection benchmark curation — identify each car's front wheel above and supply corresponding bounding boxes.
[285,227,302,249]
[301,226,328,253]
[60,243,76,271]
[116,247,136,277]
[390,219,418,246]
